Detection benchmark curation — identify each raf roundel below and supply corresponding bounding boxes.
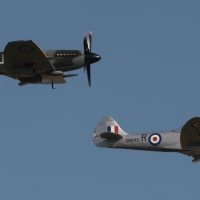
[192,123,200,128]
[18,46,34,52]
[149,133,162,146]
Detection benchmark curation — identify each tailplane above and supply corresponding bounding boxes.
[93,116,127,147]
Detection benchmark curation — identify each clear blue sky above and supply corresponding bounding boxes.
[0,0,200,199]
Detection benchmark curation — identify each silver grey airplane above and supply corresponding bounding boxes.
[0,32,101,88]
[93,116,200,163]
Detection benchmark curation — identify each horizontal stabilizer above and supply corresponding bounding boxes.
[100,132,123,139]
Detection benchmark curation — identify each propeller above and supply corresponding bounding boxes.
[83,31,101,87]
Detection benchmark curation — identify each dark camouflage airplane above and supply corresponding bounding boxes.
[0,32,101,88]
[93,116,200,163]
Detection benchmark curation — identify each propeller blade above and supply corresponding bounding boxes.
[84,34,89,53]
[84,64,87,73]
[87,64,91,87]
[88,31,92,52]
[83,31,100,87]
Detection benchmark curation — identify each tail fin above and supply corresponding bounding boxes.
[93,116,128,147]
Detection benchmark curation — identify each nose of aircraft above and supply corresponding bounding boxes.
[86,53,101,64]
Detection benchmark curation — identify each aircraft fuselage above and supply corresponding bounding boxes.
[93,116,200,163]
[93,131,183,152]
[0,50,86,73]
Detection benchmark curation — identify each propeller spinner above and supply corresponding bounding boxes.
[83,32,101,87]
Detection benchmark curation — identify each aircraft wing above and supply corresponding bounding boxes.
[180,117,200,149]
[4,40,54,73]
[181,117,200,163]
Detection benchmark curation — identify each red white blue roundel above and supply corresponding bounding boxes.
[192,123,200,128]
[18,46,34,52]
[149,133,162,146]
